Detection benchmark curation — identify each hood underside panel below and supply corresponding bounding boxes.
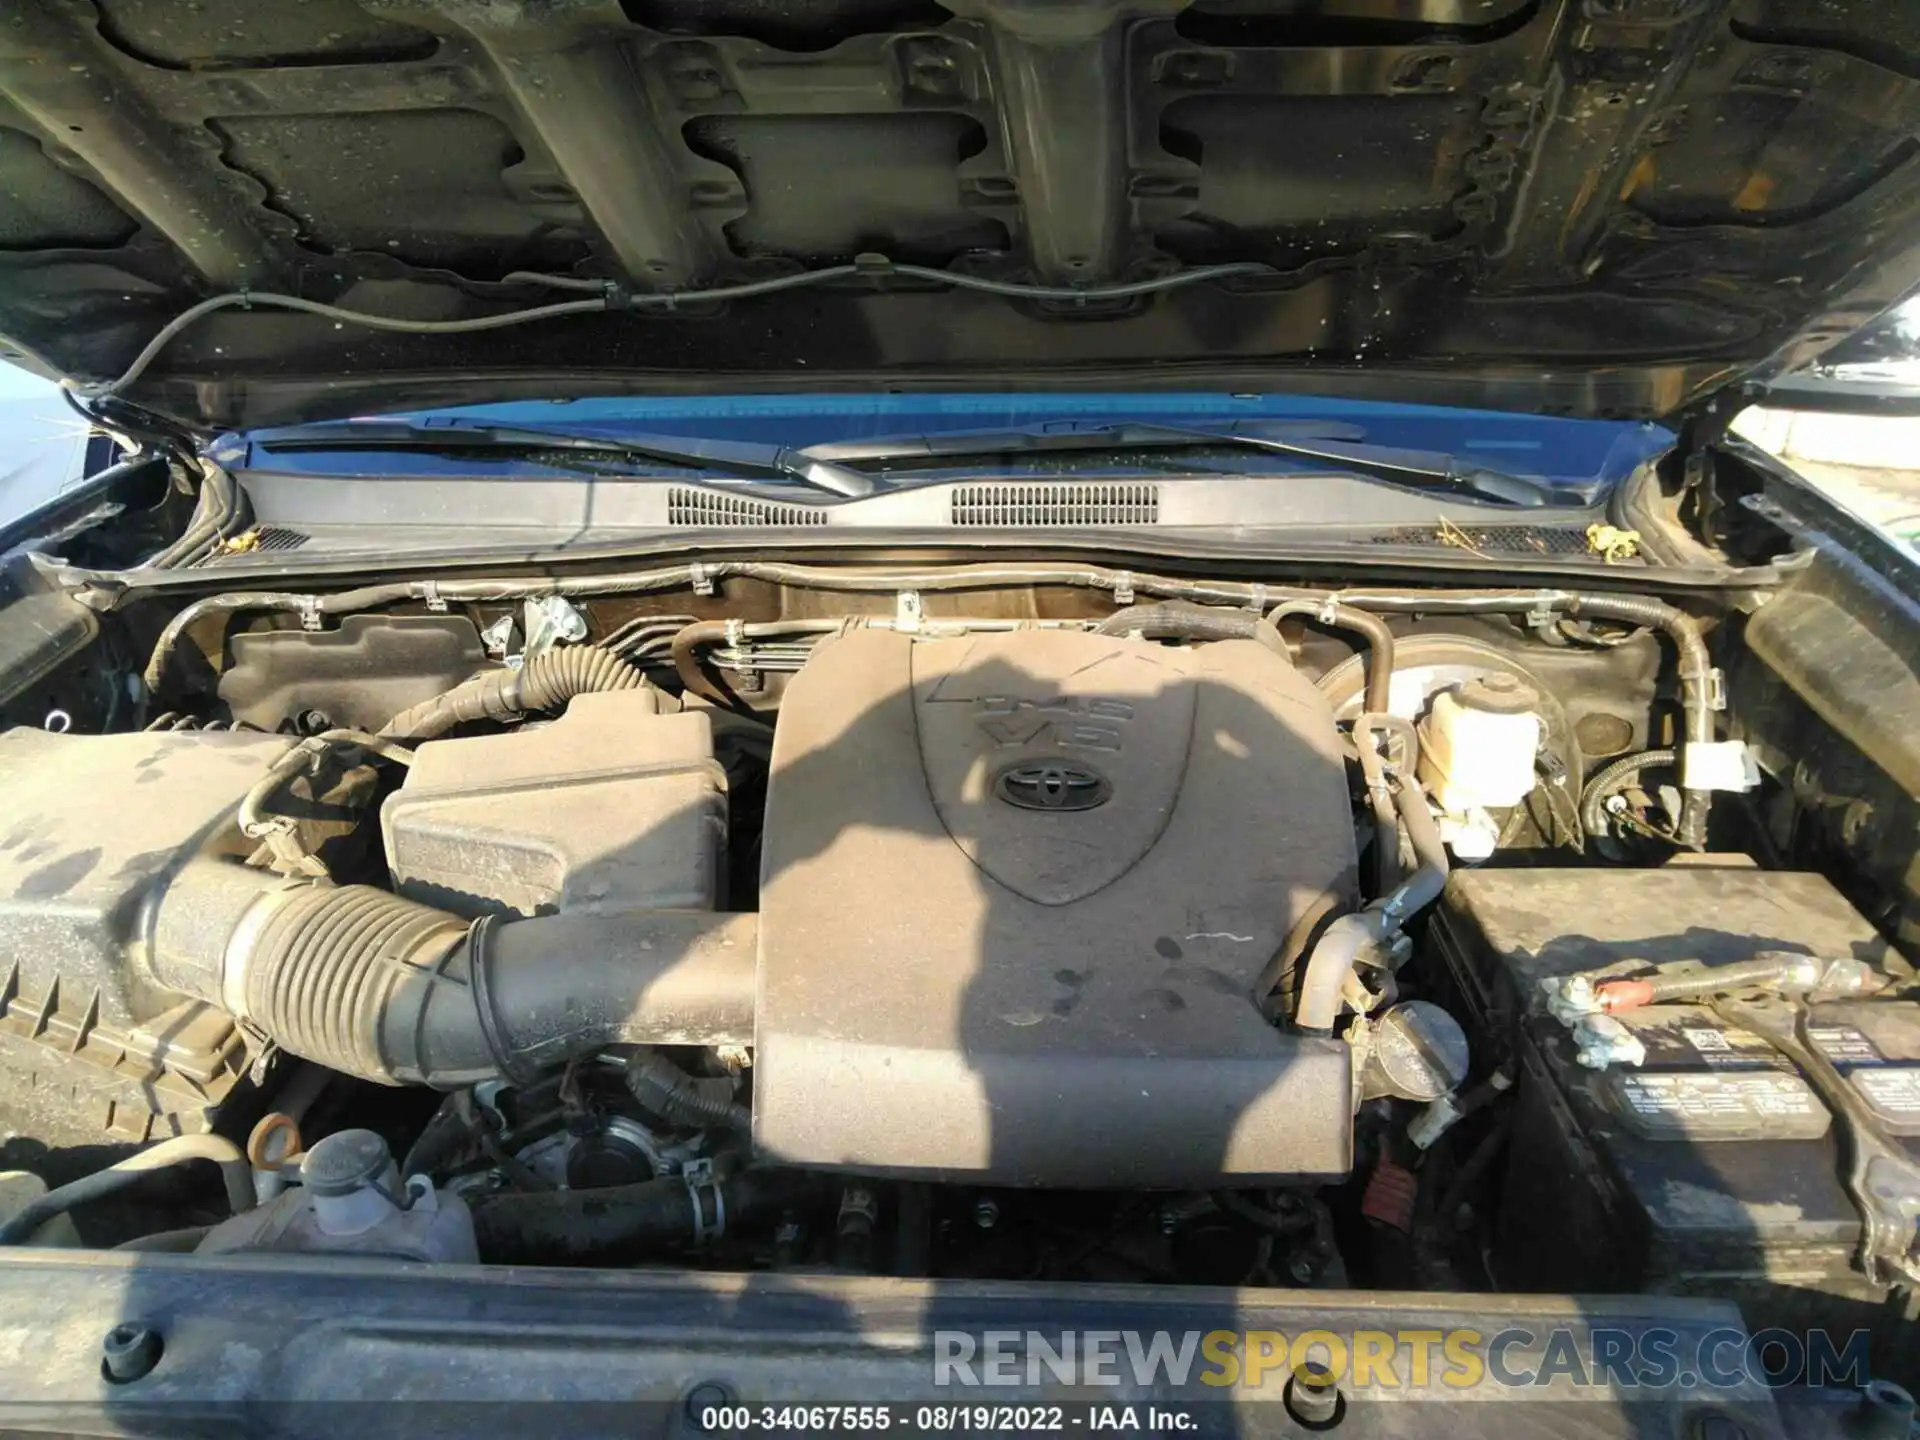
[4,0,1920,428]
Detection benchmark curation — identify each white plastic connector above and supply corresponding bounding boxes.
[894,590,923,634]
[1408,1068,1513,1151]
[1681,740,1759,792]
[1407,1093,1463,1151]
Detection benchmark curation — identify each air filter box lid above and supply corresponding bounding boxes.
[381,691,726,918]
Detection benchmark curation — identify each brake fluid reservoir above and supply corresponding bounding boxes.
[1418,673,1541,811]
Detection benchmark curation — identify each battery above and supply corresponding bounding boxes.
[1431,864,1920,1343]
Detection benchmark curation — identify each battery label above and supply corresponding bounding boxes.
[1849,1068,1920,1136]
[1607,1071,1831,1141]
[1661,1023,1884,1072]
[1807,1026,1886,1065]
[1678,1026,1785,1070]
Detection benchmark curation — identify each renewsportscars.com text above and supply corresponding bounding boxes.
[932,1327,1871,1394]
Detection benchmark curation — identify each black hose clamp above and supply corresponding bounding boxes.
[683,1159,726,1244]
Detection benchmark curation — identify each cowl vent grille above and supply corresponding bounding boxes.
[208,525,308,562]
[667,487,827,527]
[1365,525,1618,558]
[950,482,1161,527]
[254,525,309,551]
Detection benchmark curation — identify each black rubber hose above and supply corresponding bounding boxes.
[1213,1189,1318,1236]
[1562,595,1714,849]
[1359,711,1450,910]
[1254,891,1344,1022]
[113,1225,216,1253]
[0,1136,254,1245]
[1579,748,1678,840]
[669,619,846,708]
[1266,601,1396,714]
[1294,719,1447,1034]
[671,619,746,709]
[398,1095,476,1181]
[1434,1118,1513,1234]
[145,460,243,569]
[471,1167,820,1264]
[517,643,649,710]
[625,1051,751,1133]
[1391,754,1452,920]
[378,644,647,741]
[1352,709,1403,896]
[1096,602,1263,643]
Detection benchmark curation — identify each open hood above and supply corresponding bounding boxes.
[5,0,1920,433]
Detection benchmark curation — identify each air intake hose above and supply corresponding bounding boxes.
[147,860,756,1087]
[379,643,648,742]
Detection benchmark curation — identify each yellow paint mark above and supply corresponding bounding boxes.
[1734,171,1777,212]
[1619,153,1657,202]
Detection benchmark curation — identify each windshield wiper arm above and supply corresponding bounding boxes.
[800,420,1556,507]
[1132,423,1556,507]
[256,421,875,498]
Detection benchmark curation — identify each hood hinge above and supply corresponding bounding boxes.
[1672,387,1746,547]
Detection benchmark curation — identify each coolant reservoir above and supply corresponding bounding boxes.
[197,1128,478,1263]
[1417,673,1542,811]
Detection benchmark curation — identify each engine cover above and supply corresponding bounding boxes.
[754,627,1358,1186]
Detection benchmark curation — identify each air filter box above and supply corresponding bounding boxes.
[0,726,292,1141]
[381,690,726,919]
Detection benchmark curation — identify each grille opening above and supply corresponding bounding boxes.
[667,487,828,527]
[950,483,1160,527]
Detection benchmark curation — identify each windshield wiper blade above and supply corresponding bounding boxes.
[802,419,1365,461]
[801,420,1556,507]
[256,421,875,498]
